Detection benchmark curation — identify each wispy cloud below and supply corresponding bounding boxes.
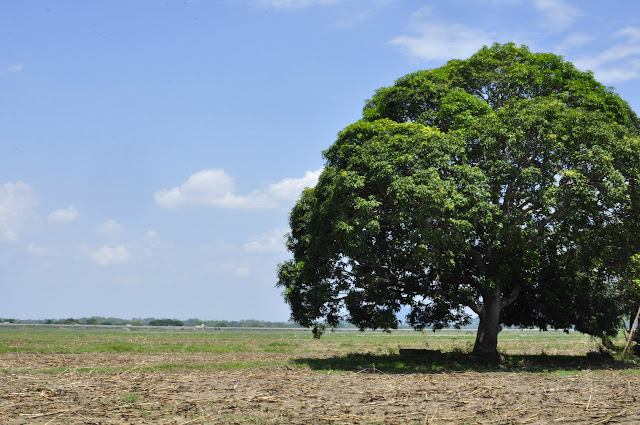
[47,206,78,224]
[243,227,288,253]
[0,181,38,241]
[143,230,171,249]
[334,1,393,27]
[555,32,596,54]
[0,64,23,77]
[253,0,342,8]
[572,26,640,83]
[8,64,23,73]
[533,0,581,32]
[234,267,251,277]
[94,219,125,240]
[78,225,170,267]
[388,6,493,62]
[27,243,55,257]
[252,0,394,26]
[88,245,132,267]
[253,0,391,10]
[154,168,322,210]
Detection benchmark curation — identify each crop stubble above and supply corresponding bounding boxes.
[1,330,639,424]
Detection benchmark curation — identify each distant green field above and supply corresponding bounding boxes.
[0,326,635,374]
[0,326,612,353]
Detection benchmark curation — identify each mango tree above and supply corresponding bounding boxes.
[277,43,640,358]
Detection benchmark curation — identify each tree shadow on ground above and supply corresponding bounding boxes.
[294,349,640,373]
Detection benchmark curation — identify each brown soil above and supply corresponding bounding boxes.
[1,352,639,424]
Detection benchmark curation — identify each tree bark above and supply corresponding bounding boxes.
[472,287,503,359]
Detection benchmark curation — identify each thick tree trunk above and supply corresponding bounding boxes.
[472,288,503,359]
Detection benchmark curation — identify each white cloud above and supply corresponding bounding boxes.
[533,0,581,32]
[47,205,78,224]
[0,181,38,241]
[8,64,23,73]
[154,169,243,209]
[154,168,322,210]
[89,245,131,267]
[94,219,124,240]
[572,26,640,83]
[388,7,494,62]
[265,169,323,200]
[243,227,288,253]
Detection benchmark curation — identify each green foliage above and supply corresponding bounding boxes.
[278,43,640,354]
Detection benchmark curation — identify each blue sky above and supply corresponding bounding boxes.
[1,0,640,321]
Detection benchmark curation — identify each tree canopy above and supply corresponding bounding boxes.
[277,43,640,357]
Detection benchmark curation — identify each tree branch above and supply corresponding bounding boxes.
[501,284,521,308]
[468,246,488,274]
[469,302,482,316]
[501,179,517,215]
[527,207,564,244]
[515,196,535,212]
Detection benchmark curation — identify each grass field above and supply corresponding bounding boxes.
[1,326,639,423]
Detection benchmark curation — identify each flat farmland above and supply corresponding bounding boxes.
[1,326,639,424]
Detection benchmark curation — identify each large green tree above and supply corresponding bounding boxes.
[277,43,640,357]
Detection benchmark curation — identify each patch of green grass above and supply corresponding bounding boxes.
[263,341,299,353]
[95,342,142,353]
[618,368,640,375]
[83,341,253,354]
[147,360,285,371]
[118,393,141,403]
[183,343,251,353]
[0,344,16,354]
[0,330,256,354]
[0,360,286,375]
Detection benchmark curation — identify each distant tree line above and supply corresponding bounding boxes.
[0,317,303,328]
[0,316,482,329]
